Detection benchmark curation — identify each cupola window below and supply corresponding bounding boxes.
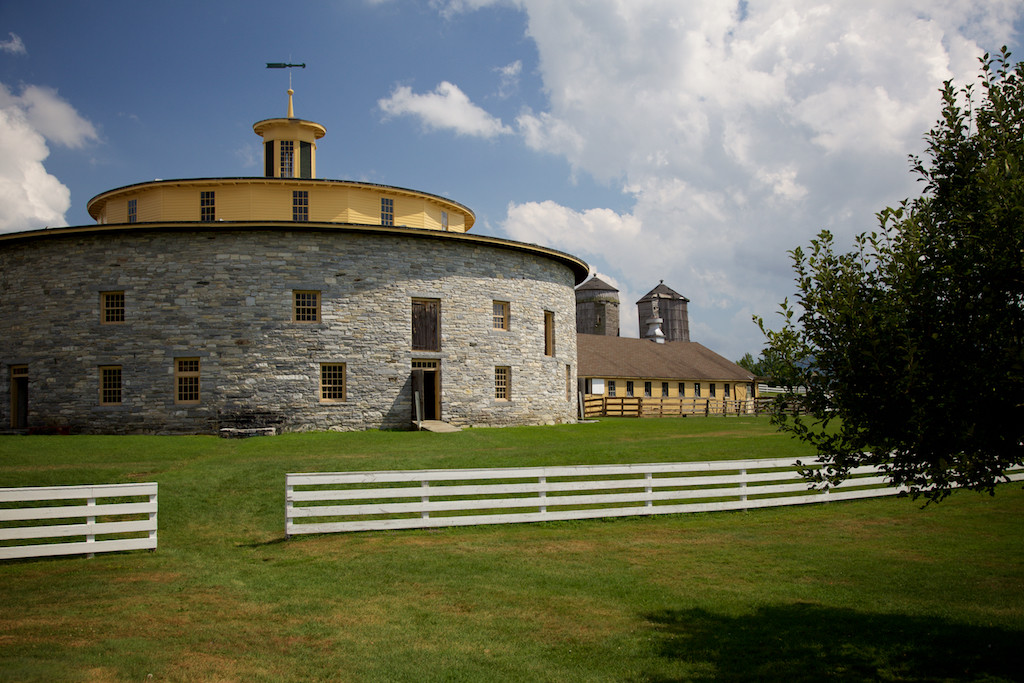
[280,140,294,178]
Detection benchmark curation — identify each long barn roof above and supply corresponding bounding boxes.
[578,334,754,381]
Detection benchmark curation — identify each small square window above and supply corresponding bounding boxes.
[495,366,510,401]
[175,358,200,404]
[100,366,122,405]
[608,380,616,397]
[381,197,394,226]
[320,363,346,402]
[294,290,320,322]
[101,291,125,324]
[710,383,717,398]
[694,383,701,398]
[644,381,652,397]
[200,191,215,222]
[678,383,685,397]
[724,384,731,398]
[626,381,634,397]
[293,191,309,222]
[662,382,669,397]
[492,301,510,330]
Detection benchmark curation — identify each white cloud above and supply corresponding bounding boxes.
[503,200,640,251]
[0,32,26,55]
[378,81,512,138]
[446,0,1023,357]
[495,60,522,98]
[0,83,99,233]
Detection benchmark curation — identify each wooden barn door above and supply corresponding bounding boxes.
[10,366,28,429]
[411,361,441,422]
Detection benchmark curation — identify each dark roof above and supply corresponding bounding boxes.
[637,281,688,303]
[578,334,754,382]
[576,275,619,292]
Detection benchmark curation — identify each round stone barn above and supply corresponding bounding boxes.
[0,91,588,434]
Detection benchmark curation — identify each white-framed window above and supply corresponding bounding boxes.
[127,199,137,223]
[381,197,394,226]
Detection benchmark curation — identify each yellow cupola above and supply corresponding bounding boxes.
[252,89,327,179]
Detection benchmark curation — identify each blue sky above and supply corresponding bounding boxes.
[2,0,1022,361]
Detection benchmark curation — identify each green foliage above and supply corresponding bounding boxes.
[736,347,793,383]
[757,48,1024,502]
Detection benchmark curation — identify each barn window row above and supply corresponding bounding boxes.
[601,380,734,399]
[115,192,456,227]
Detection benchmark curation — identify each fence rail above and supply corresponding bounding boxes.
[582,395,772,418]
[0,483,158,560]
[286,459,1024,536]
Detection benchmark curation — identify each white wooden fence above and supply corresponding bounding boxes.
[287,458,1024,536]
[0,483,158,560]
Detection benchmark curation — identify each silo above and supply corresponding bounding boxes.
[637,281,690,342]
[575,276,620,336]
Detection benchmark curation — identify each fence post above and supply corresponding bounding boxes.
[421,480,430,519]
[86,495,96,559]
[739,468,748,505]
[149,488,158,550]
[539,476,547,514]
[285,479,293,539]
[645,472,653,511]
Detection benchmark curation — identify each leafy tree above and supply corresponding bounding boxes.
[757,48,1024,502]
[736,352,759,374]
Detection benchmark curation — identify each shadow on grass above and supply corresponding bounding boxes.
[642,602,1021,682]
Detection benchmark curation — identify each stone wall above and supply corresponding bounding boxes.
[0,226,580,433]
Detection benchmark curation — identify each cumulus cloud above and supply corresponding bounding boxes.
[0,32,26,55]
[0,83,99,233]
[378,81,513,138]
[438,0,1023,355]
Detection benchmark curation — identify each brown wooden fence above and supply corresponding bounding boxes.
[581,395,777,418]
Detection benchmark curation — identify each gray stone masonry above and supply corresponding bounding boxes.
[0,227,580,433]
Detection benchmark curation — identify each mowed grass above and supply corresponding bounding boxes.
[1,417,1021,682]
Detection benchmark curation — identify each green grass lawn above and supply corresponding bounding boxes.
[1,418,1021,682]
